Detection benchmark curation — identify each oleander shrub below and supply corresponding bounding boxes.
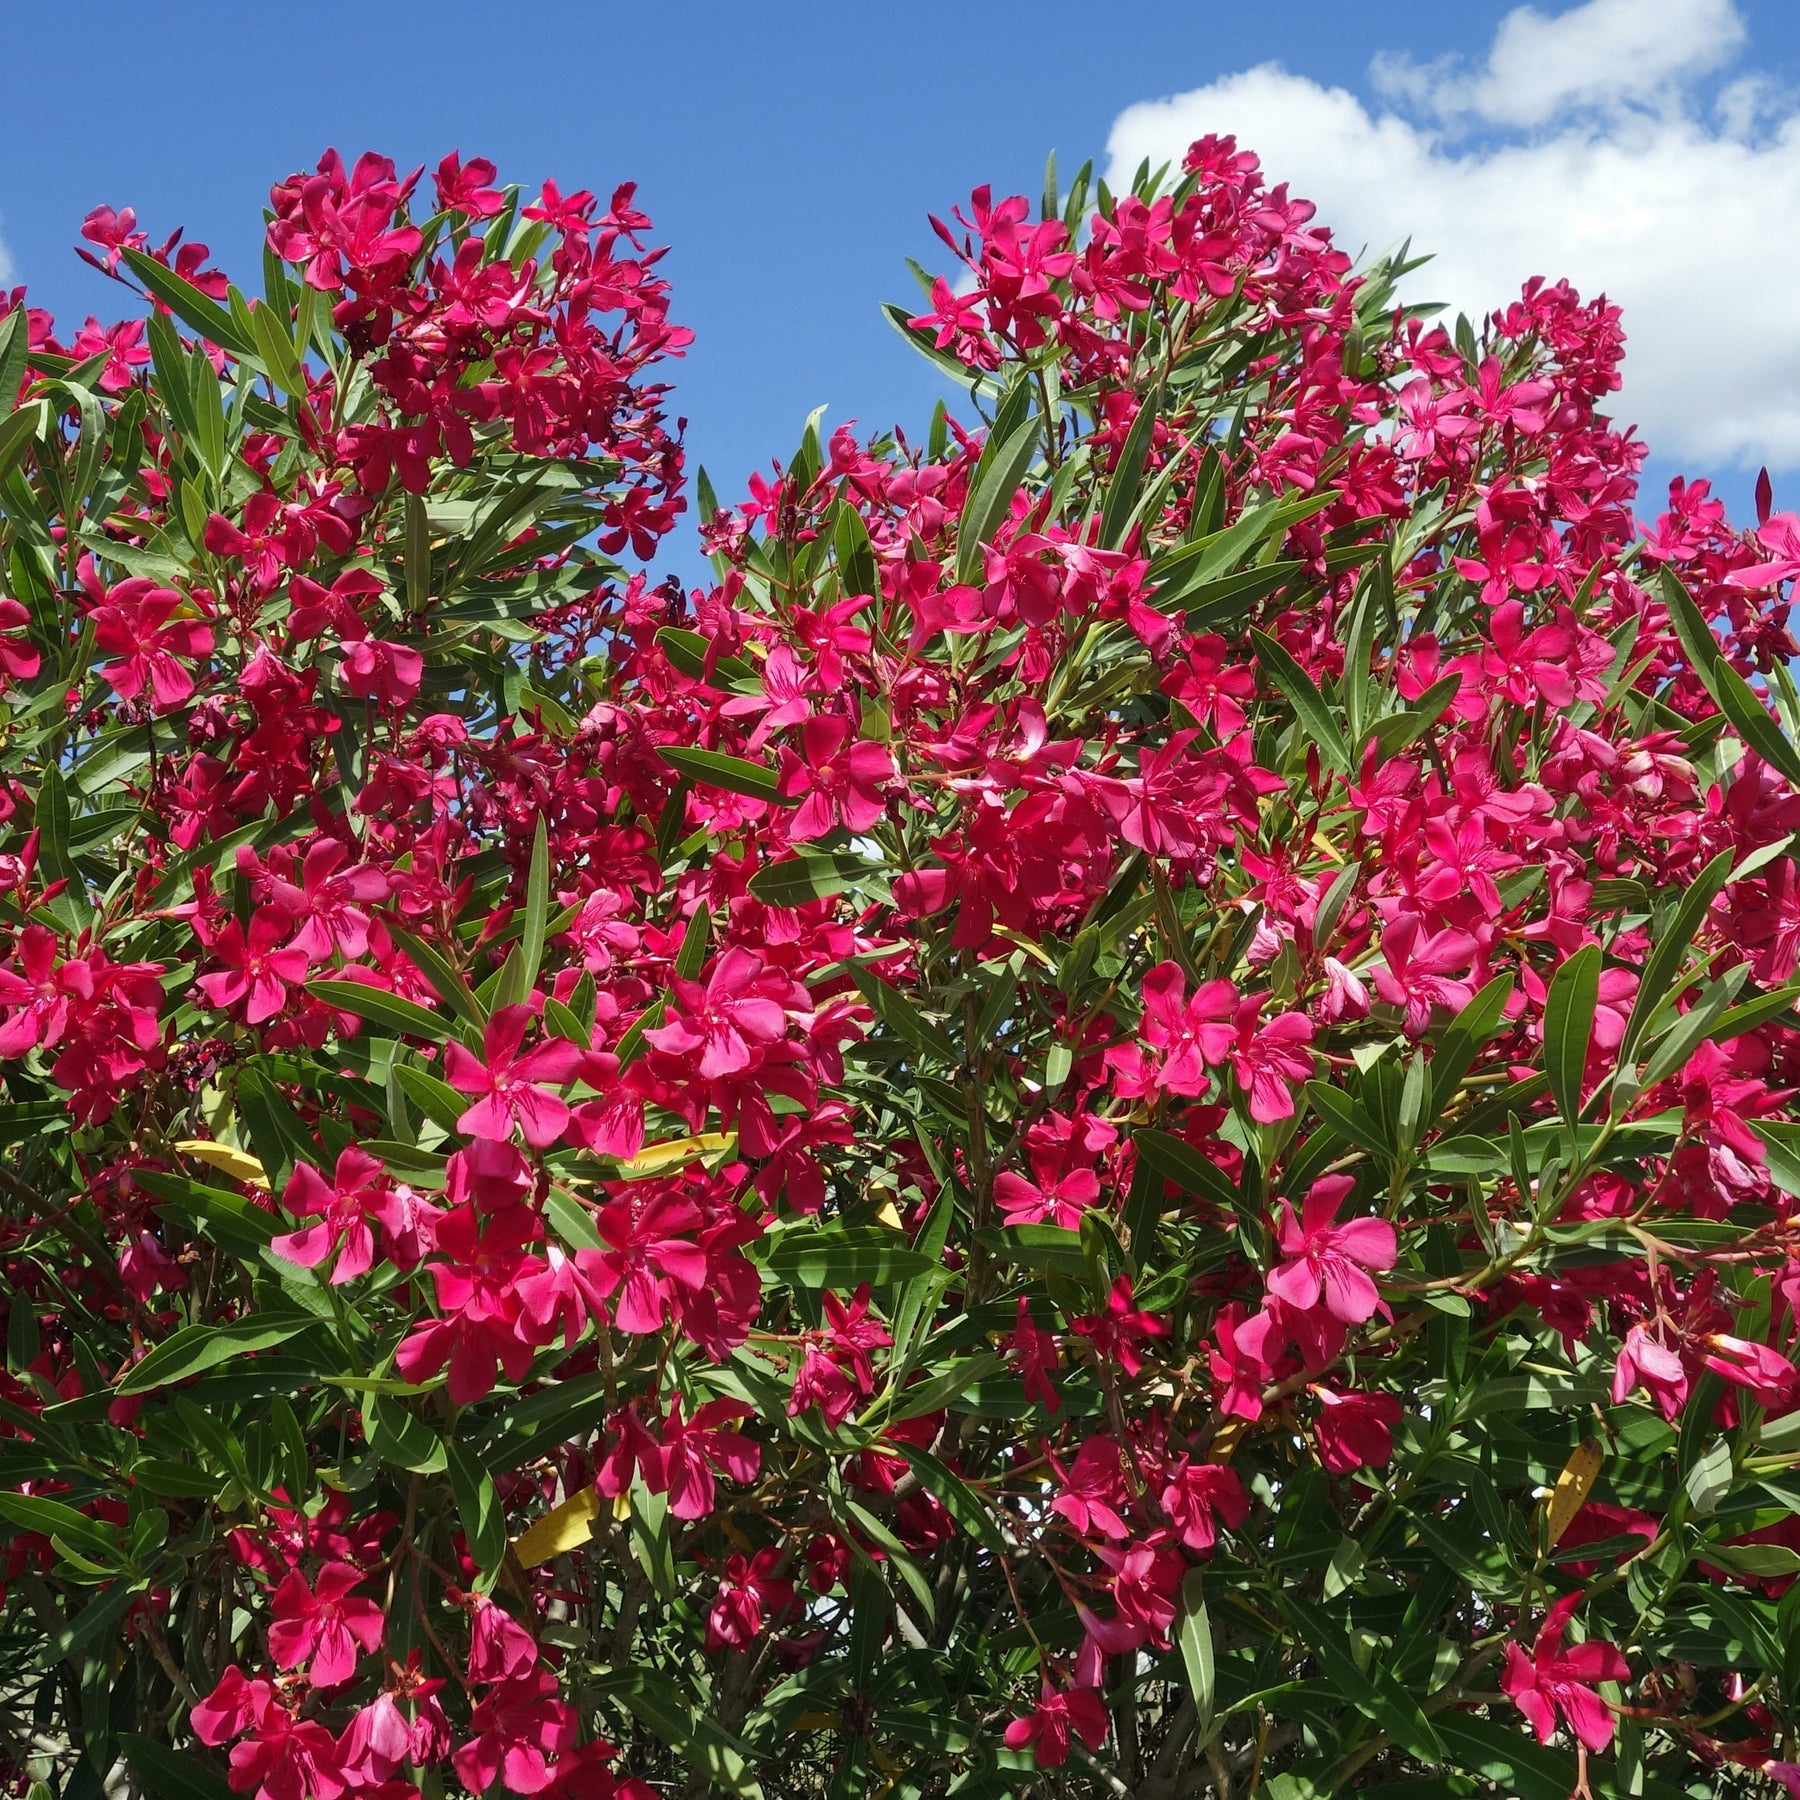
[0,136,1797,1800]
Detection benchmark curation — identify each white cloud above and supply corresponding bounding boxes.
[1105,0,1800,473]
[1373,0,1744,127]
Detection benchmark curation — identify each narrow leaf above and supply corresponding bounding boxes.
[1618,848,1734,1068]
[1177,1569,1215,1740]
[447,1441,508,1581]
[309,979,452,1043]
[1098,392,1159,549]
[117,1318,311,1395]
[1660,567,1800,786]
[1543,943,1602,1125]
[954,395,1040,586]
[1250,628,1351,775]
[121,247,261,360]
[655,746,785,804]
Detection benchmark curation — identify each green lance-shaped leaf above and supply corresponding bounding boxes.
[759,1224,935,1290]
[121,247,262,362]
[833,495,879,598]
[121,1735,237,1800]
[35,762,90,932]
[1177,1568,1215,1742]
[954,384,1041,586]
[0,1492,120,1558]
[1279,1593,1445,1763]
[1164,557,1307,624]
[1543,943,1602,1126]
[1367,669,1463,759]
[0,307,29,416]
[1427,971,1515,1124]
[405,489,431,612]
[365,1391,447,1474]
[674,900,713,980]
[1134,1126,1245,1216]
[1617,846,1734,1070]
[1304,1080,1396,1163]
[247,297,306,395]
[1250,627,1352,775]
[655,625,760,689]
[1637,975,1797,1092]
[1660,566,1800,787]
[0,398,44,478]
[393,1063,468,1134]
[747,850,876,908]
[594,1668,766,1799]
[1432,1716,1617,1800]
[846,962,958,1064]
[1147,487,1339,605]
[655,745,786,804]
[1097,388,1160,549]
[887,1442,1007,1553]
[384,923,486,1030]
[447,1441,508,1585]
[188,351,228,476]
[309,979,453,1043]
[494,814,551,1012]
[116,1317,314,1395]
[545,1187,603,1252]
[1341,563,1386,748]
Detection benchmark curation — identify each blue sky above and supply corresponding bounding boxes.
[3,0,1797,578]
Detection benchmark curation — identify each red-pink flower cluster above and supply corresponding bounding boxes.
[0,130,1795,1793]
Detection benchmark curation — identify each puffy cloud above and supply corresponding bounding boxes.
[1105,0,1800,472]
[1373,0,1745,127]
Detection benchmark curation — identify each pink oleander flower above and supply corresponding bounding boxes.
[1228,997,1315,1122]
[643,946,798,1080]
[777,714,895,840]
[265,1561,384,1688]
[452,1667,577,1795]
[467,1594,540,1682]
[271,1145,407,1283]
[660,1396,761,1519]
[1502,1593,1629,1752]
[1069,1277,1167,1377]
[1105,960,1236,1099]
[1265,1176,1396,1324]
[1700,1334,1799,1408]
[1004,1685,1110,1768]
[705,1547,797,1652]
[1158,1457,1249,1553]
[89,577,215,710]
[1370,915,1479,1038]
[1006,1295,1062,1411]
[993,1161,1099,1231]
[444,1004,584,1147]
[197,906,309,1024]
[1611,1324,1689,1422]
[1312,1387,1403,1471]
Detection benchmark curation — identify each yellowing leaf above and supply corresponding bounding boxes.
[1210,1419,1249,1462]
[513,1487,601,1568]
[874,1199,904,1230]
[615,1133,735,1180]
[1544,1437,1603,1548]
[175,1140,269,1190]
